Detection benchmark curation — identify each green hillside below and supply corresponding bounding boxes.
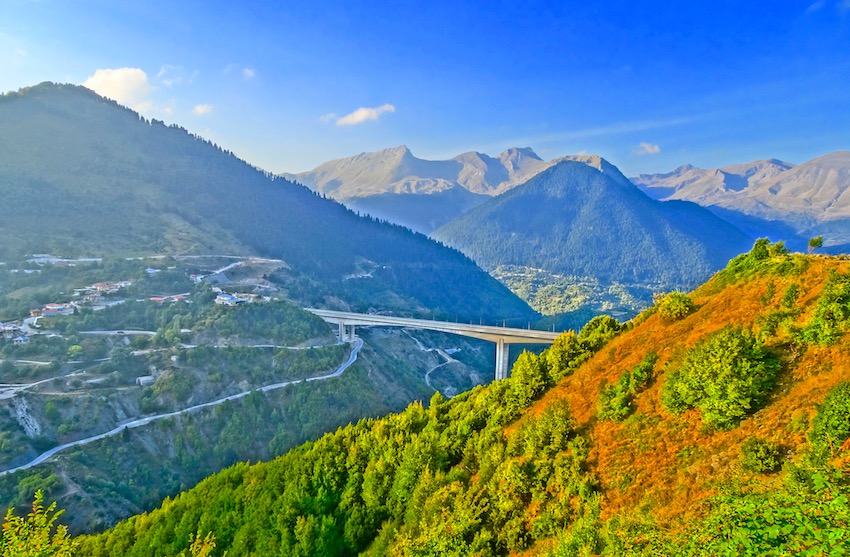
[27,243,843,556]
[0,83,534,324]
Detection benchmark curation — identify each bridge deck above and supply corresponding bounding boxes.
[305,309,562,344]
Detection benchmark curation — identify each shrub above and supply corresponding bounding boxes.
[740,437,782,473]
[578,315,621,352]
[629,353,657,392]
[656,291,695,321]
[597,373,633,422]
[780,282,799,309]
[661,327,780,430]
[809,382,850,464]
[797,271,850,346]
[597,352,657,423]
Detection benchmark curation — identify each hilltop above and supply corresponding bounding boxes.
[69,244,850,555]
[0,82,534,324]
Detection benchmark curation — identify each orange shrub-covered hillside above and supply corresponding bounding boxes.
[522,247,850,529]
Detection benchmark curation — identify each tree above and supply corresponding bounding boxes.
[1,491,76,557]
[182,532,226,557]
[661,327,780,429]
[808,236,824,254]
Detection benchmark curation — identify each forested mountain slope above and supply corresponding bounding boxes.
[433,157,752,292]
[0,83,534,323]
[71,243,850,556]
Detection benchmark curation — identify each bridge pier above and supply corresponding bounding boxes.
[337,322,355,342]
[495,338,510,381]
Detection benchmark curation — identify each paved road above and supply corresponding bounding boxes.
[0,338,363,476]
[0,371,86,401]
[79,330,157,336]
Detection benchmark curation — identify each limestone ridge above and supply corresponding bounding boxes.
[285,145,552,199]
[633,152,850,245]
[282,145,560,233]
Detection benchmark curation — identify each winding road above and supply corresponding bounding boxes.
[0,338,363,477]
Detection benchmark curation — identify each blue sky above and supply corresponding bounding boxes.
[1,0,848,175]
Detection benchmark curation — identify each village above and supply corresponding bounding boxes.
[0,254,274,351]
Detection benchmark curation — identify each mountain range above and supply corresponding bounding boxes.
[633,151,850,247]
[0,82,534,323]
[283,146,560,233]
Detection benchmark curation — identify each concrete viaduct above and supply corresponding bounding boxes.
[306,309,562,380]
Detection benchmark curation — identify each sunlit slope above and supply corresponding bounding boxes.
[528,246,850,526]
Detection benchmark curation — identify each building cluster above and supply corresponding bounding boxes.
[214,292,258,306]
[30,281,135,319]
[0,322,28,345]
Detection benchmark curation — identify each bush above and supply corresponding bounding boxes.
[780,283,799,309]
[656,291,694,321]
[661,327,780,430]
[740,437,782,473]
[597,373,633,422]
[597,353,657,423]
[797,271,850,346]
[578,315,621,352]
[809,382,850,464]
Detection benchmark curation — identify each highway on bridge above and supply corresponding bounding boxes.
[306,309,563,380]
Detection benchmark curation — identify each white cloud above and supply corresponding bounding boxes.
[635,142,661,155]
[319,112,338,123]
[193,103,214,116]
[82,68,155,110]
[335,103,396,126]
[243,68,255,79]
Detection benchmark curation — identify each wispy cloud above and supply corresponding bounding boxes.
[806,1,826,13]
[839,0,850,14]
[193,103,214,116]
[157,65,181,87]
[473,115,697,154]
[223,65,256,80]
[635,142,661,155]
[319,112,338,123]
[335,103,396,126]
[82,68,155,110]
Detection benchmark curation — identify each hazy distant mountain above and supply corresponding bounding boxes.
[0,82,535,322]
[633,152,850,246]
[283,146,559,233]
[433,156,752,293]
[634,159,795,203]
